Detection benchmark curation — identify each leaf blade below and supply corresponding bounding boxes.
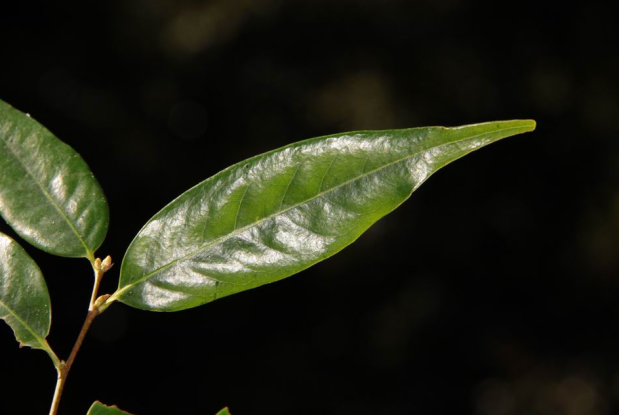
[87,401,229,415]
[0,232,57,364]
[87,402,135,415]
[115,120,535,311]
[0,99,109,258]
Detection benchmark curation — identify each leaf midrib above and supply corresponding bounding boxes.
[115,125,526,298]
[0,130,93,258]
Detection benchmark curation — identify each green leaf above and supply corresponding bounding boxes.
[87,402,135,415]
[113,120,535,311]
[0,99,109,259]
[86,401,229,415]
[0,232,58,365]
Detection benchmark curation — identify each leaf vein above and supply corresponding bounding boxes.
[278,164,301,211]
[233,184,250,230]
[318,155,338,192]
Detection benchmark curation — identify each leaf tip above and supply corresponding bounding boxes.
[497,119,536,133]
[522,119,537,132]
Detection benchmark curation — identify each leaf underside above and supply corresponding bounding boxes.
[87,402,135,415]
[116,120,535,312]
[0,99,109,258]
[0,232,52,352]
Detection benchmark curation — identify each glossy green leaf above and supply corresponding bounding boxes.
[113,120,535,311]
[0,232,58,365]
[0,99,109,259]
[87,402,135,415]
[215,408,231,415]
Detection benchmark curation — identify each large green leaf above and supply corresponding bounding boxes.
[0,232,58,365]
[0,99,109,259]
[112,120,535,311]
[87,402,135,415]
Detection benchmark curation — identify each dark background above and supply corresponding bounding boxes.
[0,1,617,414]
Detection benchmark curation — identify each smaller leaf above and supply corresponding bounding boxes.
[87,401,230,415]
[87,402,135,415]
[0,232,57,365]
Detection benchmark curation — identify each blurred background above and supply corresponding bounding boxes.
[0,0,617,414]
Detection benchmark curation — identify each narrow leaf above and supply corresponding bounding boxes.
[87,402,135,415]
[114,120,535,311]
[0,232,57,364]
[0,99,109,259]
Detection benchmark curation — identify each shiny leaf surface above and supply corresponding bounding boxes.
[0,99,109,259]
[114,120,535,311]
[0,232,57,364]
[87,402,135,415]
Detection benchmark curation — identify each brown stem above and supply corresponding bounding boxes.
[48,309,98,415]
[49,257,112,415]
[48,369,64,415]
